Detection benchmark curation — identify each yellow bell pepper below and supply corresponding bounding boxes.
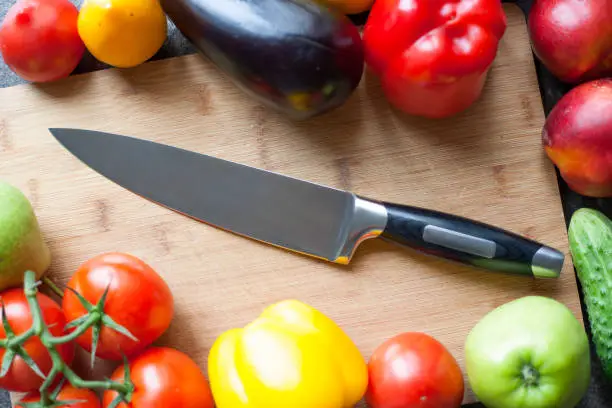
[208,300,368,408]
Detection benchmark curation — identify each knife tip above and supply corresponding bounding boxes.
[48,127,70,132]
[48,128,78,149]
[48,127,65,138]
[48,127,80,141]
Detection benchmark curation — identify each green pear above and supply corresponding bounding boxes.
[0,181,51,290]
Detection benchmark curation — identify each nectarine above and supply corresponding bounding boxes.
[528,0,612,84]
[543,78,612,197]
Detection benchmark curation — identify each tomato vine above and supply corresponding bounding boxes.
[0,270,136,408]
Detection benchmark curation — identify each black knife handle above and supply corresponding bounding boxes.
[380,203,564,278]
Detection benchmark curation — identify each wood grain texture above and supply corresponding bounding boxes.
[1,4,582,405]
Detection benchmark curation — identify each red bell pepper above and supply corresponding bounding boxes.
[363,0,507,118]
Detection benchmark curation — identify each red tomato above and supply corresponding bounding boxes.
[0,0,84,82]
[0,289,75,392]
[102,347,215,408]
[18,383,101,407]
[62,253,174,360]
[366,332,465,408]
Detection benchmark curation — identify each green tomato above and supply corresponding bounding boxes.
[465,296,590,408]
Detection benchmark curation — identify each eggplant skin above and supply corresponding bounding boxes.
[161,0,365,120]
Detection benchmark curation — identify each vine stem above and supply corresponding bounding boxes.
[7,326,36,348]
[42,277,64,299]
[47,313,99,345]
[21,271,131,397]
[64,364,126,391]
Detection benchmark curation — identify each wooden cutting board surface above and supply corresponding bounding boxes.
[1,4,583,405]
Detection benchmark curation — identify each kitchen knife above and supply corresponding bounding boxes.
[49,128,565,278]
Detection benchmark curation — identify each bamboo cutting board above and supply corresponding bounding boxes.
[1,4,583,405]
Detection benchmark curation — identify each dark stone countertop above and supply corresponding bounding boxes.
[1,0,611,407]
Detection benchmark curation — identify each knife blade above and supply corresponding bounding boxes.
[49,128,565,278]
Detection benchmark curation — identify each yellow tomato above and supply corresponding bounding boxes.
[322,0,374,15]
[208,299,368,408]
[77,0,167,68]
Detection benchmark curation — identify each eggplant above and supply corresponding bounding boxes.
[160,0,365,120]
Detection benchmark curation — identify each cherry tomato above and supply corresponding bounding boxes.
[18,382,101,407]
[103,347,215,408]
[62,253,174,360]
[0,289,75,392]
[0,0,85,82]
[365,332,465,408]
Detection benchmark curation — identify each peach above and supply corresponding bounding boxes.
[543,78,612,197]
[528,0,612,84]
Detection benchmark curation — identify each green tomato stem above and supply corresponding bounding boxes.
[47,313,99,345]
[7,326,36,348]
[42,277,64,299]
[63,364,130,393]
[38,365,60,398]
[12,271,133,399]
[24,273,45,337]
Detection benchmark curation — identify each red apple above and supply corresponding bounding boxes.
[543,78,612,197]
[528,0,612,83]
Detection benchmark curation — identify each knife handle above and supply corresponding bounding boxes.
[379,202,564,278]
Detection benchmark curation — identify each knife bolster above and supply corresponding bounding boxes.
[334,197,388,264]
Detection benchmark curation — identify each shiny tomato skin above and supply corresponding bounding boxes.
[0,0,84,82]
[366,332,465,408]
[103,347,215,408]
[0,289,75,392]
[62,253,174,360]
[18,383,101,407]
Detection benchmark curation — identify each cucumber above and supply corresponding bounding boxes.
[568,207,612,378]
